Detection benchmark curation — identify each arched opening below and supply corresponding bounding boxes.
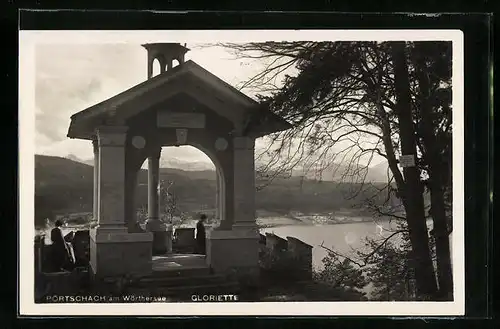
[171,59,180,68]
[158,146,216,226]
[134,145,220,233]
[151,58,161,77]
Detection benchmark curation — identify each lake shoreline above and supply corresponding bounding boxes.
[35,216,390,233]
[257,215,391,229]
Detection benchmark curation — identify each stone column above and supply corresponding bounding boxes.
[147,149,161,225]
[232,136,257,230]
[215,170,220,220]
[92,138,99,222]
[96,126,129,232]
[213,167,231,231]
[124,165,140,232]
[147,52,156,79]
[146,148,171,255]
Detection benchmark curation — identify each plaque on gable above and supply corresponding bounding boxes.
[157,111,206,128]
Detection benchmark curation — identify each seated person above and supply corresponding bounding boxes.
[50,220,75,271]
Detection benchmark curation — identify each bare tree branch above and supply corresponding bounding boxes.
[319,229,406,267]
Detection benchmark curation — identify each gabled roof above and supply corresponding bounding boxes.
[67,60,292,140]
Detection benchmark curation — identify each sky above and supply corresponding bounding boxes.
[35,42,271,166]
[31,34,389,169]
[23,28,464,174]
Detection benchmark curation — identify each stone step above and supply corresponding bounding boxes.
[151,265,212,278]
[137,273,228,288]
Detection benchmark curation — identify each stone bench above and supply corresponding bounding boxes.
[259,233,313,282]
[174,228,196,252]
[286,236,313,280]
[265,233,288,253]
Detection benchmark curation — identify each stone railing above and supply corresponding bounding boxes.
[259,233,313,281]
[286,236,313,280]
[34,234,46,274]
[264,233,287,253]
[34,231,91,301]
[34,230,91,274]
[173,227,196,253]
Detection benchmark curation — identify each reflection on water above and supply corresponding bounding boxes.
[260,218,449,271]
[260,219,400,271]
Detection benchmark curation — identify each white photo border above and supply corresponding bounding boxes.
[18,29,465,316]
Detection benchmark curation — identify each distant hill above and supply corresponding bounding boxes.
[159,157,215,172]
[34,154,393,226]
[75,154,388,182]
[77,155,215,172]
[291,161,389,183]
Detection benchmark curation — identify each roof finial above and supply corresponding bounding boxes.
[142,43,190,79]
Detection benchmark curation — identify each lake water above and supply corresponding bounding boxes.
[260,219,401,271]
[39,216,445,272]
[41,217,402,269]
[38,216,451,299]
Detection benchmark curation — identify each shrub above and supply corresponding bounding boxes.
[314,251,367,294]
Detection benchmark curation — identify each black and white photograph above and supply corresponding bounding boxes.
[19,30,465,316]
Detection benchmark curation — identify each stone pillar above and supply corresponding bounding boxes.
[232,136,257,230]
[89,126,153,279]
[92,139,99,221]
[206,136,260,287]
[96,126,129,231]
[146,149,172,255]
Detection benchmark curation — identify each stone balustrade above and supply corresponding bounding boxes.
[265,232,288,253]
[259,233,313,281]
[286,236,313,280]
[34,231,90,272]
[34,233,91,301]
[34,234,45,274]
[173,227,196,252]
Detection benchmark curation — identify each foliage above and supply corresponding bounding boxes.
[361,231,414,301]
[313,220,417,300]
[136,205,148,227]
[158,179,190,225]
[314,251,367,293]
[224,41,451,202]
[222,40,453,299]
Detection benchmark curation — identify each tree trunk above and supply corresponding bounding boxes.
[429,182,454,300]
[412,43,454,300]
[390,41,439,299]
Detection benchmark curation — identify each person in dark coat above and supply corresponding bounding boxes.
[50,219,73,271]
[195,214,207,255]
